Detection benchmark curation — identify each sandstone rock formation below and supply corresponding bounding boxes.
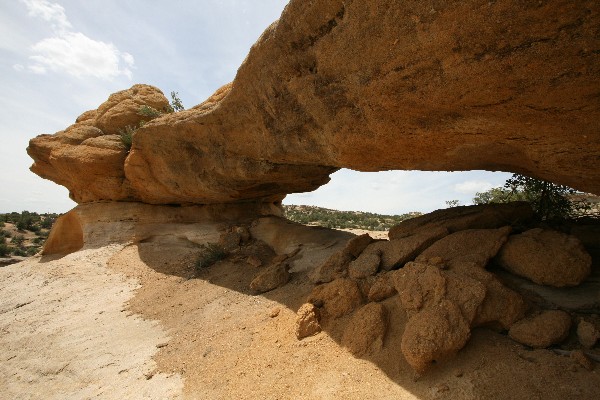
[388,202,533,240]
[341,302,387,356]
[401,300,471,375]
[42,201,282,255]
[249,262,290,293]
[308,278,363,319]
[309,234,374,283]
[577,319,600,349]
[508,310,572,348]
[363,227,448,270]
[301,201,597,373]
[28,1,600,205]
[497,228,592,287]
[295,303,321,339]
[415,226,512,268]
[28,85,168,203]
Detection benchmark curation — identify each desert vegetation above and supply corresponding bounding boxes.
[120,91,185,151]
[283,205,422,231]
[0,211,57,257]
[467,174,599,221]
[195,242,228,270]
[286,174,599,232]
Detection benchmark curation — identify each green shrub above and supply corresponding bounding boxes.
[40,216,55,229]
[472,173,590,221]
[12,248,27,257]
[169,91,184,112]
[0,242,9,257]
[119,125,136,152]
[138,105,162,119]
[473,187,529,205]
[12,235,25,246]
[195,243,227,270]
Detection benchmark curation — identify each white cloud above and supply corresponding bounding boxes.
[19,0,134,80]
[454,180,495,194]
[29,32,133,79]
[20,0,71,32]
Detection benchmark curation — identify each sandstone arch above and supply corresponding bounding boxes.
[28,0,600,206]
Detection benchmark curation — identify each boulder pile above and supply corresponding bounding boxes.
[294,203,595,373]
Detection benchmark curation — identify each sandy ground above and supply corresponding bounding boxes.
[0,245,182,399]
[340,228,388,240]
[1,236,599,399]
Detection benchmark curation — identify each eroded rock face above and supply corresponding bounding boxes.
[28,85,169,203]
[42,201,282,255]
[341,302,387,356]
[497,228,592,287]
[28,1,600,204]
[295,303,321,339]
[401,300,471,375]
[508,310,572,348]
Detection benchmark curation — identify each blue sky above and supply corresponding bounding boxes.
[0,0,511,215]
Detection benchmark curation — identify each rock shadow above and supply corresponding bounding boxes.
[127,215,600,400]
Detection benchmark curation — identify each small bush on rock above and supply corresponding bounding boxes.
[119,125,136,152]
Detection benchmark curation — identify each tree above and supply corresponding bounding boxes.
[473,174,578,221]
[445,200,460,208]
[472,187,528,205]
[169,91,185,112]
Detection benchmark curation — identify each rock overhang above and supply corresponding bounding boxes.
[27,0,600,205]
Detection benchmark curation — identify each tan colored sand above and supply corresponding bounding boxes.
[0,245,182,399]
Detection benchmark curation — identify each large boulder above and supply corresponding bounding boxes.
[508,310,572,348]
[451,263,526,329]
[415,226,512,268]
[389,203,532,240]
[401,300,471,374]
[363,227,448,270]
[28,1,600,204]
[393,260,527,372]
[341,302,388,356]
[497,228,592,287]
[309,234,374,283]
[308,278,364,319]
[28,85,169,203]
[393,262,486,324]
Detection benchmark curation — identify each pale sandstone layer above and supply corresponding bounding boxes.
[28,0,600,204]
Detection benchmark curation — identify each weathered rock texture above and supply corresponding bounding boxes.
[508,310,572,348]
[577,319,600,349]
[28,0,600,204]
[42,201,282,255]
[341,303,387,356]
[497,228,592,287]
[295,303,322,339]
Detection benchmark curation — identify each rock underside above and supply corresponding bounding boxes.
[27,0,600,204]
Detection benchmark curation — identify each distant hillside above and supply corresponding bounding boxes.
[283,205,422,231]
[0,212,58,258]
